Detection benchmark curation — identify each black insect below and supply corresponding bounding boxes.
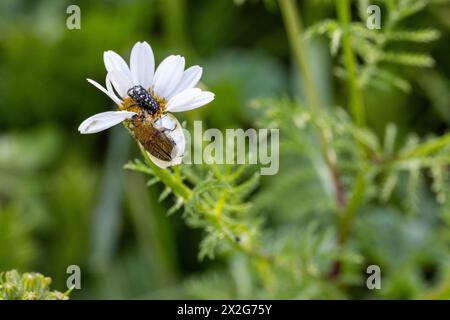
[127,85,160,114]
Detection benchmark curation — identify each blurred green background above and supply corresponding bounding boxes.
[0,0,449,299]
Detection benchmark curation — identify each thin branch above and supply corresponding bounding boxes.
[278,0,348,209]
[336,0,366,127]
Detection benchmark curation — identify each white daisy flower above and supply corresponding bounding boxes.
[78,41,214,168]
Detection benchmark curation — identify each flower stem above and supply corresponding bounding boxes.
[139,145,192,200]
[336,0,365,127]
[139,145,274,266]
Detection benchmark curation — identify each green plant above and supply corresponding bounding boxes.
[0,270,70,300]
[125,0,450,299]
[0,0,448,300]
[306,0,440,94]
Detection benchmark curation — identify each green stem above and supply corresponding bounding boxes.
[139,146,273,265]
[400,132,450,160]
[279,0,347,209]
[336,0,365,127]
[278,0,322,109]
[328,167,368,279]
[333,0,369,250]
[338,168,368,244]
[140,145,192,200]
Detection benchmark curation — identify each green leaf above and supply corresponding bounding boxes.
[381,52,435,67]
[386,29,441,42]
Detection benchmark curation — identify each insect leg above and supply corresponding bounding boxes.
[153,115,177,133]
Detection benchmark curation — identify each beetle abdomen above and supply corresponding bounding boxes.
[129,116,175,161]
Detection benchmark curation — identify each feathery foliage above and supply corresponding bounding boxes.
[306,0,440,92]
[0,0,448,300]
[127,0,450,299]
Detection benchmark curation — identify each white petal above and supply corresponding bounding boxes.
[109,70,133,98]
[130,41,155,89]
[168,66,203,99]
[166,89,214,112]
[152,55,185,98]
[86,78,108,97]
[87,78,122,106]
[147,152,183,168]
[103,50,131,77]
[166,88,201,110]
[147,114,185,168]
[105,73,123,106]
[78,111,136,134]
